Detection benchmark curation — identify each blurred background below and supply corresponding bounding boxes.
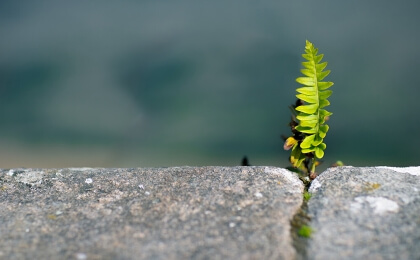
[1,1,419,169]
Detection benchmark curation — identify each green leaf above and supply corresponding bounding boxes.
[318,81,334,90]
[291,145,306,168]
[319,125,329,138]
[302,53,312,60]
[296,77,316,86]
[299,120,318,128]
[316,62,328,71]
[296,87,316,95]
[300,69,314,77]
[317,70,330,81]
[319,99,330,108]
[296,114,318,121]
[312,135,323,146]
[319,109,332,117]
[319,90,333,100]
[315,147,324,158]
[295,126,317,134]
[301,134,315,149]
[302,147,316,153]
[296,94,318,104]
[296,104,318,114]
[302,61,312,69]
[314,54,323,63]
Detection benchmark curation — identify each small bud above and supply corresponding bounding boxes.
[283,137,297,150]
[309,172,317,180]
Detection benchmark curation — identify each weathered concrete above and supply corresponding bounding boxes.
[308,166,420,260]
[0,167,304,260]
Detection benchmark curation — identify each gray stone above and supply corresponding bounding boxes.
[0,167,303,260]
[307,166,420,260]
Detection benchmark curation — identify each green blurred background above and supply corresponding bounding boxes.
[1,1,419,169]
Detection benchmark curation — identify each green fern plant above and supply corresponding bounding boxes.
[284,40,334,178]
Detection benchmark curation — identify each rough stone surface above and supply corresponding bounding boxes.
[308,166,420,260]
[0,167,303,260]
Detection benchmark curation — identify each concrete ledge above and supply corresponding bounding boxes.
[0,167,303,260]
[2,166,419,260]
[308,166,420,260]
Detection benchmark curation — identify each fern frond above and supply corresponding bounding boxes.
[295,40,334,161]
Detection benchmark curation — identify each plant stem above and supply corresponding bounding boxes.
[310,158,316,174]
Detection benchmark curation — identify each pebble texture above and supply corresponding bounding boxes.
[0,167,304,260]
[308,166,420,260]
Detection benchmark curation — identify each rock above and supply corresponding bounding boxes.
[9,169,44,186]
[307,166,420,260]
[0,167,303,260]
